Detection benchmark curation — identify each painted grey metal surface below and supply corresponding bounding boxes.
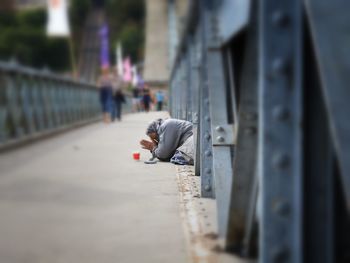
[169,1,215,198]
[217,0,251,45]
[304,0,350,210]
[202,0,234,237]
[189,31,201,177]
[303,45,334,263]
[198,73,215,198]
[197,1,215,199]
[258,0,303,262]
[168,0,350,261]
[226,0,259,251]
[0,62,100,148]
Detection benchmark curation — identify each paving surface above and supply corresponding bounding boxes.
[0,112,189,263]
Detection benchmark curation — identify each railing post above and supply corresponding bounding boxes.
[0,62,100,149]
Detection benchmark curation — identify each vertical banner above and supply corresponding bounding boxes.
[47,0,70,37]
[123,57,132,83]
[99,24,110,70]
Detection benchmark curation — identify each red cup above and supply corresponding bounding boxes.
[133,152,140,160]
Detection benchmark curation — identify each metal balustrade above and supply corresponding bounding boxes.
[0,61,100,149]
[169,0,350,262]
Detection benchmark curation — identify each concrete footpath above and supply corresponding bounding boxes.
[0,112,188,263]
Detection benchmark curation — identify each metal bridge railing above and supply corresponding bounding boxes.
[0,61,100,149]
[169,0,350,262]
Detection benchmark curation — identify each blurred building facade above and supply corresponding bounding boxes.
[143,0,189,89]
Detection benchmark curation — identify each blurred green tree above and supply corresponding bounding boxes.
[117,23,144,63]
[105,0,145,64]
[0,12,17,27]
[0,0,144,70]
[0,0,91,72]
[70,0,91,28]
[16,8,46,27]
[0,9,66,71]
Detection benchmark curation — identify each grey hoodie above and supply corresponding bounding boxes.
[152,119,193,161]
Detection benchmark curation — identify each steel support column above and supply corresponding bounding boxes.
[226,0,259,253]
[198,14,214,197]
[259,0,303,262]
[202,0,234,235]
[304,0,350,209]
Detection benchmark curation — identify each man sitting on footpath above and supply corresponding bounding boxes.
[140,118,194,165]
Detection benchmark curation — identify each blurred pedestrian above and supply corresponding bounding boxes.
[132,86,140,112]
[155,90,165,111]
[97,68,114,123]
[111,72,123,121]
[114,89,126,121]
[142,88,152,112]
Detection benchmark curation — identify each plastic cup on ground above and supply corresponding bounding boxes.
[133,151,140,161]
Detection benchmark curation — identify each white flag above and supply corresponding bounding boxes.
[46,0,70,37]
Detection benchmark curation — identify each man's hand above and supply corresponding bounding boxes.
[151,138,158,146]
[140,139,155,151]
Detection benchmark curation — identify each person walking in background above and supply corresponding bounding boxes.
[97,68,114,123]
[155,90,165,111]
[114,89,126,121]
[111,72,123,121]
[139,88,145,111]
[142,88,152,113]
[137,76,145,111]
[132,86,140,112]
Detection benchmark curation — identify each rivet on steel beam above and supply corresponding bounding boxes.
[273,106,290,121]
[204,99,209,106]
[272,153,290,169]
[204,132,211,141]
[205,150,212,157]
[205,116,210,122]
[204,185,211,191]
[215,126,224,132]
[271,246,290,263]
[271,58,289,75]
[272,11,290,27]
[216,136,225,143]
